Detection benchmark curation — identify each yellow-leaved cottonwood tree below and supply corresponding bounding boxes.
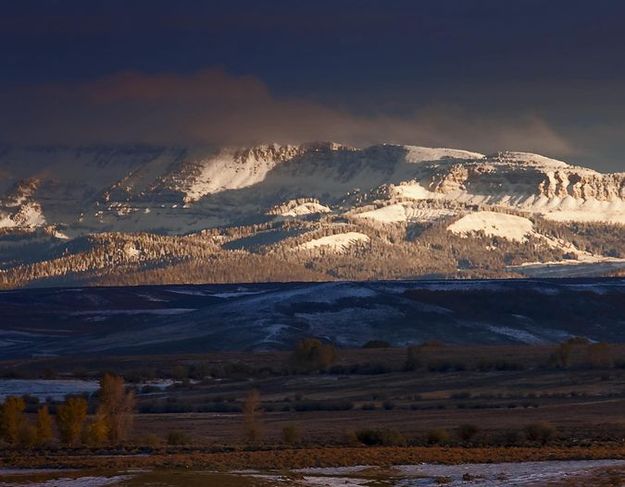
[35,406,54,446]
[97,373,136,443]
[56,397,88,446]
[0,396,26,445]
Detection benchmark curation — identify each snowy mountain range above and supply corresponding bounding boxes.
[2,143,625,288]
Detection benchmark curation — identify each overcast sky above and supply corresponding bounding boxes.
[2,0,625,171]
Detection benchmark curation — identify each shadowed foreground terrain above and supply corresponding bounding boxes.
[3,278,625,358]
[3,344,625,447]
[4,282,625,484]
[4,459,625,486]
[4,344,625,484]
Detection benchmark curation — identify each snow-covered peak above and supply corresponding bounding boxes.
[1,142,624,239]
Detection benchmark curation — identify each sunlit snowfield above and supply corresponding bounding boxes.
[2,461,625,486]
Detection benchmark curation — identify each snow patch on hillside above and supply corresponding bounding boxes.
[0,213,14,228]
[490,151,573,169]
[405,206,457,222]
[122,244,141,259]
[510,258,625,278]
[448,211,534,242]
[0,202,46,229]
[298,232,370,253]
[390,182,439,200]
[280,202,331,217]
[542,206,625,225]
[403,146,484,162]
[353,204,407,223]
[448,211,625,265]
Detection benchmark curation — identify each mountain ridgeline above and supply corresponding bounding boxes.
[2,143,625,288]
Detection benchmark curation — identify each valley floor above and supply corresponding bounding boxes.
[4,345,625,484]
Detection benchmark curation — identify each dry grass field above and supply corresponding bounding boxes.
[0,343,625,449]
[3,343,625,475]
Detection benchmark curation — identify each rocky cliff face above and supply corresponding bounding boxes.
[0,178,46,229]
[538,171,625,200]
[427,154,625,202]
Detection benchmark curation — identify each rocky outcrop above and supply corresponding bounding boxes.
[423,154,625,203]
[0,178,46,229]
[429,164,470,193]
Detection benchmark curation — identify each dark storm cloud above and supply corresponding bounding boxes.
[0,68,572,157]
[1,0,624,170]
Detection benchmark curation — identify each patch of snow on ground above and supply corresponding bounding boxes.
[123,244,140,259]
[0,202,46,229]
[493,151,572,168]
[298,232,370,253]
[299,477,370,486]
[52,229,70,239]
[137,294,168,302]
[404,206,457,222]
[292,467,370,476]
[352,204,407,223]
[291,460,625,486]
[0,475,132,486]
[509,260,625,278]
[281,202,331,217]
[403,146,484,162]
[394,459,625,486]
[0,214,14,228]
[0,379,99,400]
[138,379,174,390]
[390,182,438,200]
[448,211,534,242]
[16,202,46,227]
[543,208,625,225]
[167,288,210,296]
[487,326,545,344]
[212,291,269,298]
[70,308,196,316]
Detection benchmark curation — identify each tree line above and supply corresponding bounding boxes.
[0,373,134,448]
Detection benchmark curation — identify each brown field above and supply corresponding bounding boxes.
[3,343,625,472]
[128,364,625,445]
[4,446,625,470]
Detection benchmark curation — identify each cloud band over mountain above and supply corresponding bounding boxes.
[1,68,573,159]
